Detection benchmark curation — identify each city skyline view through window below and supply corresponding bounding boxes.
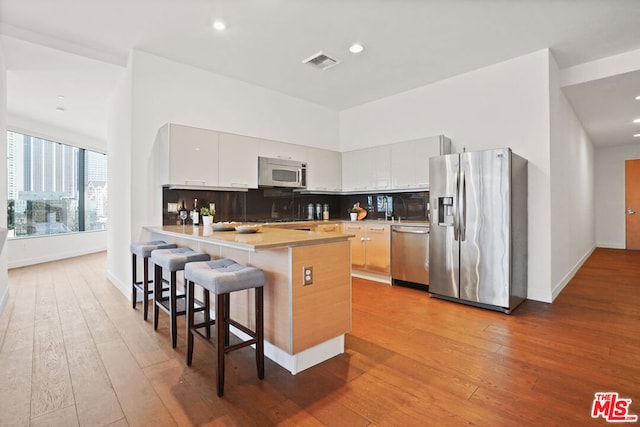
[7,130,108,238]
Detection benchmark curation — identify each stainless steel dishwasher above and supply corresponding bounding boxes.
[391,225,429,288]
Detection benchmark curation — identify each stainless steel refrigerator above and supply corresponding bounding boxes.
[429,148,527,313]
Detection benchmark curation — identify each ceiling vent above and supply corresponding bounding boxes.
[302,51,340,71]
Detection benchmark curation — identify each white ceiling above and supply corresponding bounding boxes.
[1,0,640,147]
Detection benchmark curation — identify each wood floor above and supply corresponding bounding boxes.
[0,248,638,426]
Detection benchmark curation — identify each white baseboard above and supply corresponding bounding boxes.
[107,269,131,300]
[596,243,625,249]
[551,245,596,301]
[232,325,344,375]
[351,270,391,284]
[0,286,9,317]
[9,246,105,269]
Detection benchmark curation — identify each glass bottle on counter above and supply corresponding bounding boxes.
[179,200,188,226]
[191,198,199,225]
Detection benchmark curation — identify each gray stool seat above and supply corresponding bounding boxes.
[130,240,177,320]
[151,247,211,272]
[130,240,177,258]
[151,248,211,348]
[184,259,266,397]
[184,259,266,294]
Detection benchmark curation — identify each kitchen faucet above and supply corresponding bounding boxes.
[384,196,391,221]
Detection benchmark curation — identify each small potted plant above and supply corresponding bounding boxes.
[200,207,215,228]
[348,205,359,221]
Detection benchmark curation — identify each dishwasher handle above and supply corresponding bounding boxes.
[392,228,429,234]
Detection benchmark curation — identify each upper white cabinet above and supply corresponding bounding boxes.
[342,145,391,192]
[369,145,391,190]
[391,135,451,190]
[258,139,308,162]
[306,147,342,192]
[218,132,260,189]
[157,123,219,187]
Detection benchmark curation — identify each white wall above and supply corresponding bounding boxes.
[106,50,340,294]
[340,50,554,302]
[7,232,106,269]
[595,144,640,248]
[549,55,596,299]
[0,46,9,315]
[8,114,107,153]
[105,53,133,295]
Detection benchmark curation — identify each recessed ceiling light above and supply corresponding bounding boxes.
[349,43,364,54]
[58,95,65,101]
[213,20,226,31]
[636,95,640,100]
[55,106,65,112]
[634,118,640,124]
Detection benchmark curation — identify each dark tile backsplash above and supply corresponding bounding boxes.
[162,188,429,225]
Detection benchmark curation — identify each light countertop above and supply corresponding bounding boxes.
[145,225,354,252]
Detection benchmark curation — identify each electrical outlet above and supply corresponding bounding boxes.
[303,266,313,285]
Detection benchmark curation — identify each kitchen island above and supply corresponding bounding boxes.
[142,225,353,374]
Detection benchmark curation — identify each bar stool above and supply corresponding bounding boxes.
[130,240,177,320]
[184,259,266,397]
[151,247,211,348]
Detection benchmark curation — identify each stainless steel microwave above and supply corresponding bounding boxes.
[258,157,307,188]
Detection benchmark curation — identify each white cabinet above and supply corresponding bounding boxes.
[391,135,451,190]
[306,147,342,192]
[258,139,308,162]
[218,132,259,189]
[369,145,391,190]
[157,123,219,187]
[342,145,391,192]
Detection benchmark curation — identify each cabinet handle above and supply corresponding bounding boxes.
[369,227,386,232]
[184,180,206,185]
[276,155,292,160]
[230,183,248,187]
[394,184,411,188]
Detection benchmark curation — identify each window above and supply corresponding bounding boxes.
[7,131,108,238]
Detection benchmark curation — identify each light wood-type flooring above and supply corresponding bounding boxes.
[0,248,638,426]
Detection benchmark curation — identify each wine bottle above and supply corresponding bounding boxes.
[191,198,200,225]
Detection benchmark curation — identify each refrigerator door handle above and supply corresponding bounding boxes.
[460,168,466,241]
[453,168,459,241]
